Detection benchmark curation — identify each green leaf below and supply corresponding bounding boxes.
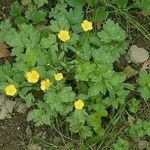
[67,7,83,25]
[115,0,128,8]
[89,34,102,46]
[25,93,35,107]
[88,83,102,96]
[35,66,46,78]
[94,7,108,21]
[10,1,21,17]
[67,110,88,133]
[86,0,97,6]
[110,73,126,86]
[0,63,13,82]
[25,5,47,24]
[58,16,70,29]
[0,21,23,49]
[27,102,52,126]
[19,24,40,49]
[87,103,107,138]
[34,0,48,8]
[50,16,70,32]
[24,49,37,67]
[113,137,129,150]
[97,19,126,43]
[92,46,114,64]
[65,0,85,7]
[49,2,68,20]
[44,86,75,115]
[36,50,48,66]
[49,44,58,63]
[19,87,34,107]
[128,98,140,113]
[138,71,150,101]
[0,20,13,42]
[88,112,105,138]
[140,87,150,100]
[75,62,95,81]
[13,72,25,84]
[77,81,89,94]
[78,42,92,61]
[15,16,26,26]
[136,0,150,15]
[50,20,60,32]
[80,126,93,139]
[40,34,56,49]
[128,119,150,137]
[58,87,76,103]
[93,103,108,117]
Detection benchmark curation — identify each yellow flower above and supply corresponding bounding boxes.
[74,99,84,110]
[40,79,52,91]
[54,73,63,81]
[81,20,93,31]
[5,84,17,96]
[58,30,70,42]
[26,70,40,83]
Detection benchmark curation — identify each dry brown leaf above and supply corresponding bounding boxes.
[96,21,101,30]
[123,65,138,78]
[26,126,32,138]
[0,42,10,58]
[22,0,30,6]
[141,59,150,70]
[127,114,135,125]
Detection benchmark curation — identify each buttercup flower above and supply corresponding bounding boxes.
[74,99,84,110]
[5,84,17,96]
[40,79,52,91]
[26,70,40,83]
[81,20,93,31]
[58,30,70,42]
[54,73,63,81]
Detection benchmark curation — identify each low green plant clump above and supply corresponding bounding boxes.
[128,119,150,137]
[0,0,150,148]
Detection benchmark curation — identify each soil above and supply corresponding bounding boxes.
[0,1,150,150]
[0,1,29,150]
[0,113,28,150]
[0,0,16,20]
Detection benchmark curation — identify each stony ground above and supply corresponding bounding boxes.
[0,1,150,150]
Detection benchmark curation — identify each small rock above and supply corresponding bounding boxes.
[17,127,21,130]
[5,100,16,113]
[138,140,149,150]
[2,14,6,18]
[125,53,132,63]
[0,106,7,119]
[0,94,5,108]
[16,103,27,114]
[128,45,149,63]
[2,6,5,11]
[26,126,32,138]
